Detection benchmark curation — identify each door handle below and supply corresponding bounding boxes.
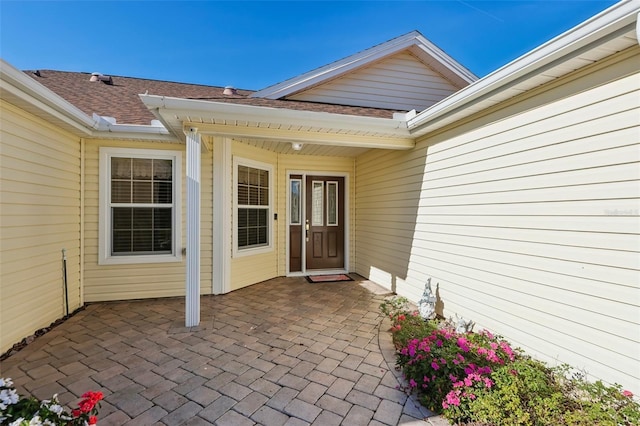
[305,220,310,242]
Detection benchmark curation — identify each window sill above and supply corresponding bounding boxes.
[98,253,183,266]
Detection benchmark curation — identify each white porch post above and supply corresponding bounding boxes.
[185,127,201,327]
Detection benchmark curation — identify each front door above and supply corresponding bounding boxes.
[289,175,345,272]
[305,176,344,270]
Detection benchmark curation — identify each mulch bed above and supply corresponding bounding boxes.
[0,306,85,361]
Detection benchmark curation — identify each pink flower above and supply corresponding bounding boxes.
[409,379,417,388]
[623,390,634,398]
[431,361,440,370]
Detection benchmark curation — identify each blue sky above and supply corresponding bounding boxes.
[1,1,617,90]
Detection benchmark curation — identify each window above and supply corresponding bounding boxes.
[99,148,181,265]
[234,158,273,255]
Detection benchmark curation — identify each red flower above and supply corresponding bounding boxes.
[89,415,98,425]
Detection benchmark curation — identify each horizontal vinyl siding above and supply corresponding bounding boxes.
[355,49,640,393]
[230,142,279,290]
[83,139,191,302]
[276,154,355,276]
[0,100,81,353]
[289,52,459,110]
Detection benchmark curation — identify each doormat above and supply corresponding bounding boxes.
[306,274,353,283]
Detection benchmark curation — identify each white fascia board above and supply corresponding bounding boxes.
[1,59,179,141]
[251,31,475,100]
[140,94,410,137]
[1,59,95,135]
[408,0,640,137]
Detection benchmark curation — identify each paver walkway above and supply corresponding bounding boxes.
[1,276,447,425]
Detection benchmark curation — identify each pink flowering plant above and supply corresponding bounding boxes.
[397,325,518,414]
[383,301,640,425]
[0,377,102,426]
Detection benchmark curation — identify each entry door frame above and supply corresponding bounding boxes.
[286,170,350,276]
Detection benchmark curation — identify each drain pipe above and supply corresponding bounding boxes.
[62,248,69,316]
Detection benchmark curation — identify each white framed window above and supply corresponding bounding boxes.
[233,157,273,256]
[99,147,182,265]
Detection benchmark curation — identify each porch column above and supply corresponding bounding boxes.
[185,127,201,327]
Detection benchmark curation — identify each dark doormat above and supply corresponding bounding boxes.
[306,274,353,283]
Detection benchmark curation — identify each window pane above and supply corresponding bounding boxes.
[133,181,152,203]
[132,158,152,179]
[259,170,268,187]
[249,168,259,186]
[154,229,172,252]
[312,181,324,226]
[132,208,152,229]
[111,157,131,179]
[238,208,248,227]
[327,182,338,226]
[153,159,172,180]
[290,180,301,225]
[154,181,172,203]
[113,208,132,230]
[133,230,153,252]
[113,230,132,253]
[154,208,172,229]
[112,181,131,203]
[249,187,259,205]
[238,185,248,205]
[238,228,247,247]
[238,166,249,185]
[259,188,268,206]
[248,209,259,227]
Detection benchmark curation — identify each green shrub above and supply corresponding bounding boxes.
[381,301,640,425]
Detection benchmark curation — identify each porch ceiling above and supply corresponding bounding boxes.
[140,94,415,152]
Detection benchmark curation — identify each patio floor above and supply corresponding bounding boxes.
[0,275,447,425]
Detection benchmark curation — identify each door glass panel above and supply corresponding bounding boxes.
[290,179,301,225]
[327,181,338,226]
[312,181,324,226]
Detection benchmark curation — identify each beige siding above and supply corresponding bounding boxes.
[82,139,215,301]
[230,142,279,290]
[0,100,81,353]
[275,153,355,276]
[288,52,459,111]
[355,48,640,392]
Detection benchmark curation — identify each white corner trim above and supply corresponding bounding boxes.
[407,0,640,135]
[213,137,232,294]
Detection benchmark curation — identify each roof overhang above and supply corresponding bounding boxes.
[140,94,415,150]
[250,30,477,100]
[1,59,175,142]
[407,1,640,138]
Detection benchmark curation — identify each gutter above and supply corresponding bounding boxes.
[407,0,640,136]
[140,94,411,137]
[1,59,175,141]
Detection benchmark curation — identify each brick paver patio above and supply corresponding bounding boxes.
[1,276,447,425]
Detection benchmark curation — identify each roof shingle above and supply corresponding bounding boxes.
[25,70,401,125]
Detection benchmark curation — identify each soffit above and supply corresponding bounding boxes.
[143,95,414,151]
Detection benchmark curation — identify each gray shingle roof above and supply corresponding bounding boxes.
[25,70,401,125]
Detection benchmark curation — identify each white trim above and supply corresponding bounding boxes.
[232,156,274,258]
[140,95,411,138]
[213,137,232,294]
[98,147,182,265]
[250,31,476,100]
[408,0,640,136]
[185,129,201,327]
[285,171,350,276]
